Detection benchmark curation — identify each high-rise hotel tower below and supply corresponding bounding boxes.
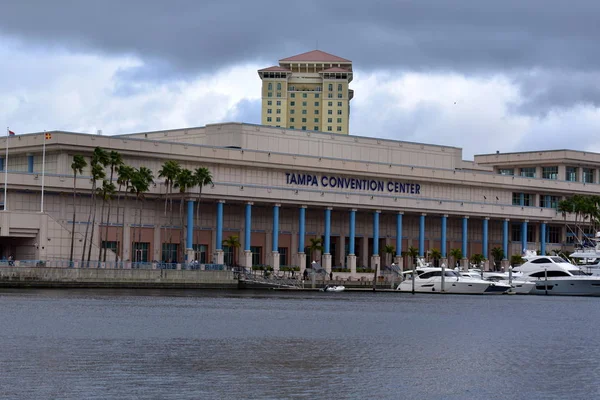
[258,50,353,134]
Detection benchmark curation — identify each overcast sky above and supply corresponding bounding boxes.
[2,0,600,159]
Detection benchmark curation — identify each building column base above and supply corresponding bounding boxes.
[440,257,449,268]
[215,249,224,265]
[186,248,194,264]
[242,250,252,269]
[394,256,404,271]
[501,258,510,271]
[347,254,357,278]
[370,255,381,273]
[322,253,332,274]
[460,258,469,271]
[297,252,306,275]
[270,251,280,272]
[483,260,490,272]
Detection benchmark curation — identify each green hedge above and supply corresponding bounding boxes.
[280,266,300,271]
[356,268,375,273]
[332,267,350,272]
[251,265,273,271]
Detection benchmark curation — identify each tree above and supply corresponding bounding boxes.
[510,254,524,266]
[470,253,485,268]
[173,168,195,263]
[449,248,463,268]
[491,247,504,271]
[69,155,87,267]
[86,148,109,265]
[101,151,123,262]
[307,237,324,264]
[429,248,442,267]
[130,167,154,263]
[222,235,241,267]
[383,244,395,266]
[158,160,181,254]
[115,165,135,262]
[193,167,213,255]
[406,246,419,268]
[97,180,116,265]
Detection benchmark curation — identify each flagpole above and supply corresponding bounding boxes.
[3,127,8,212]
[41,131,46,213]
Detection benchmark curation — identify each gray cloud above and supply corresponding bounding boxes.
[223,99,261,125]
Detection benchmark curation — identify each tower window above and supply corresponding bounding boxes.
[315,110,319,115]
[315,93,320,98]
[302,118,307,123]
[337,101,342,107]
[337,118,342,123]
[314,126,319,130]
[327,126,332,131]
[277,83,281,90]
[328,93,333,98]
[276,109,281,114]
[337,126,342,132]
[267,109,272,114]
[337,93,342,98]
[328,84,333,91]
[276,100,281,106]
[338,84,342,91]
[267,100,272,106]
[268,83,272,90]
[328,110,332,115]
[314,118,319,123]
[276,117,280,122]
[302,93,307,98]
[290,118,295,122]
[328,101,333,107]
[337,110,342,115]
[314,102,319,107]
[302,101,307,106]
[268,92,272,97]
[267,117,272,122]
[290,93,295,98]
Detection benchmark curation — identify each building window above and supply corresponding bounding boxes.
[337,93,342,98]
[328,93,333,98]
[328,84,333,91]
[583,168,595,183]
[520,167,536,178]
[132,242,149,263]
[302,126,306,130]
[277,83,281,90]
[314,102,319,107]
[276,117,280,122]
[338,83,342,91]
[276,92,281,98]
[267,92,272,97]
[337,118,342,123]
[312,126,317,130]
[337,126,342,132]
[267,100,272,106]
[327,126,332,131]
[302,118,307,123]
[161,243,178,263]
[278,247,288,266]
[542,166,558,180]
[250,246,262,266]
[276,109,281,114]
[290,93,295,98]
[315,93,320,98]
[337,101,342,107]
[314,118,319,123]
[302,101,307,106]
[302,110,307,114]
[539,195,559,208]
[547,226,561,244]
[289,126,295,129]
[290,101,295,106]
[566,166,578,182]
[512,192,532,206]
[290,117,295,122]
[328,101,333,107]
[498,168,514,176]
[267,109,272,114]
[276,100,281,106]
[328,110,333,115]
[327,118,332,123]
[511,224,535,242]
[192,244,208,264]
[268,83,272,90]
[289,85,295,91]
[302,93,307,98]
[267,117,272,122]
[314,110,319,115]
[337,110,342,115]
[101,241,119,257]
[223,245,233,266]
[290,110,295,114]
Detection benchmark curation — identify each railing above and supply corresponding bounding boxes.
[0,259,227,271]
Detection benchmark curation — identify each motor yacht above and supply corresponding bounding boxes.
[397,266,509,294]
[513,254,600,296]
[321,285,345,292]
[483,271,535,294]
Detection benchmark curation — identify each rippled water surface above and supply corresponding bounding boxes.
[1,289,600,399]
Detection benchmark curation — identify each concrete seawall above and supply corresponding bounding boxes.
[0,267,238,289]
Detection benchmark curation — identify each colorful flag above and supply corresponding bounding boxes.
[45,133,52,140]
[8,130,14,136]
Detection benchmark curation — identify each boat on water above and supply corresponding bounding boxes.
[396,266,509,294]
[321,285,345,292]
[513,254,600,296]
[483,271,535,294]
[569,232,600,275]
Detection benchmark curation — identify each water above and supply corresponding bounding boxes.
[1,289,600,400]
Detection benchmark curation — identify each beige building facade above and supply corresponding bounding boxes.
[0,122,596,276]
[258,50,353,134]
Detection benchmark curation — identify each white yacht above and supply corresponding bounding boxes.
[397,267,509,294]
[569,232,600,275]
[483,271,535,294]
[513,255,600,296]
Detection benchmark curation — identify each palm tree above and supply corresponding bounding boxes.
[115,165,135,262]
[406,246,419,268]
[193,167,213,253]
[158,160,181,254]
[383,244,395,266]
[308,237,324,263]
[129,167,154,262]
[86,148,109,265]
[470,253,485,268]
[69,155,87,267]
[429,248,442,267]
[97,180,116,265]
[101,151,123,262]
[222,235,241,267]
[81,155,107,266]
[173,168,195,263]
[491,247,504,271]
[449,248,463,268]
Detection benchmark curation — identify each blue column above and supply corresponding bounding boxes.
[396,212,403,257]
[482,218,489,259]
[299,206,306,253]
[0,157,4,171]
[244,202,252,252]
[186,200,194,252]
[27,155,34,173]
[216,201,224,250]
[502,219,509,259]
[441,215,447,258]
[349,209,356,255]
[519,192,524,206]
[541,222,547,255]
[272,204,279,252]
[521,220,528,253]
[462,217,468,258]
[324,208,331,254]
[373,211,380,256]
[419,214,426,257]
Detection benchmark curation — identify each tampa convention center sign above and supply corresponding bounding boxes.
[285,172,421,194]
